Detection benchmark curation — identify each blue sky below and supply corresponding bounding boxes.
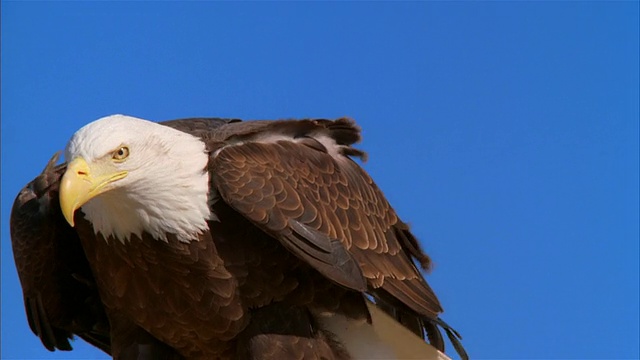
[1,2,638,359]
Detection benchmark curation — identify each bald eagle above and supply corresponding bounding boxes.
[10,115,467,360]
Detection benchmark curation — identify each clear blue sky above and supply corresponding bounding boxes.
[2,2,638,359]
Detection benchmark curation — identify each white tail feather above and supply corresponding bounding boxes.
[319,302,451,360]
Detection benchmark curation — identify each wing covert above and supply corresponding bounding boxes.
[209,119,443,319]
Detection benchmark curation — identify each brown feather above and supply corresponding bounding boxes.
[236,303,350,360]
[209,122,444,318]
[206,118,466,358]
[10,153,111,354]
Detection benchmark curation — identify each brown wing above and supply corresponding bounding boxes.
[12,154,189,359]
[206,118,468,359]
[208,118,442,318]
[10,153,111,354]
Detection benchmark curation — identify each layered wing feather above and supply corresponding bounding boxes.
[10,153,111,354]
[208,118,443,320]
[206,118,466,358]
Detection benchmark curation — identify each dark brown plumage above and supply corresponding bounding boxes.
[10,153,111,354]
[10,116,467,360]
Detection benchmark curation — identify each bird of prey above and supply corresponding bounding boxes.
[10,115,467,360]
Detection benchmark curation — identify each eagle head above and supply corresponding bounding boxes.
[60,114,211,243]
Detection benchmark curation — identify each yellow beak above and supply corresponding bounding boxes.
[59,157,128,226]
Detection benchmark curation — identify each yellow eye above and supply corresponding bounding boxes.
[112,146,130,161]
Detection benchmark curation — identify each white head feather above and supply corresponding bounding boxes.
[65,114,211,243]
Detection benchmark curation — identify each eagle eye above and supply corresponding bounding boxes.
[112,146,130,161]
